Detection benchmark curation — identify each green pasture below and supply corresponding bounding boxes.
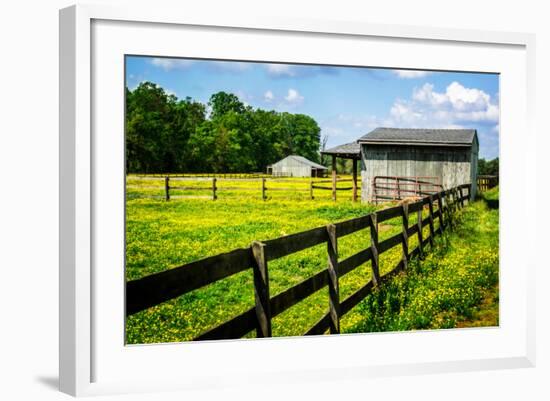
[125,176,498,344]
[126,174,360,201]
[349,188,499,333]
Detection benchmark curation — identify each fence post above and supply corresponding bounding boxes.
[332,157,337,202]
[437,192,444,233]
[251,241,271,338]
[309,179,314,200]
[401,202,409,270]
[326,224,340,334]
[212,177,217,201]
[397,176,401,200]
[352,159,358,202]
[445,191,453,231]
[442,191,448,230]
[417,205,424,258]
[165,176,170,201]
[458,186,464,208]
[369,214,381,285]
[428,195,435,246]
[261,178,266,201]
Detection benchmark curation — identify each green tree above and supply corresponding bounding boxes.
[126,82,205,173]
[125,84,323,174]
[478,157,499,176]
[166,97,206,171]
[126,82,173,173]
[287,114,321,163]
[208,92,245,119]
[272,113,321,164]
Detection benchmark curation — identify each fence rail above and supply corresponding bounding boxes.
[127,175,360,201]
[134,172,270,179]
[126,183,472,340]
[372,176,443,203]
[477,175,498,192]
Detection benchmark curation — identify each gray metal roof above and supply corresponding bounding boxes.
[272,155,328,170]
[321,142,361,159]
[358,127,477,146]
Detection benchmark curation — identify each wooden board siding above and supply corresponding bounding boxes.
[361,144,477,201]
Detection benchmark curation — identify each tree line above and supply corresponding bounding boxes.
[126,82,322,174]
[477,157,499,176]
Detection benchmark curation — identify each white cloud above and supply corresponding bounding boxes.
[266,64,296,77]
[284,88,304,105]
[128,79,148,91]
[337,114,380,130]
[412,83,447,106]
[446,81,492,111]
[321,81,498,157]
[390,100,424,124]
[389,81,499,126]
[393,70,433,79]
[320,114,380,148]
[235,90,253,107]
[322,126,345,138]
[264,90,274,102]
[150,58,194,71]
[165,88,177,97]
[149,58,251,73]
[209,61,251,73]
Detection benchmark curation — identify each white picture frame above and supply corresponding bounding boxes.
[59,3,536,397]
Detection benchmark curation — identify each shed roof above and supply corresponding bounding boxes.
[271,155,328,170]
[358,127,477,146]
[321,142,361,159]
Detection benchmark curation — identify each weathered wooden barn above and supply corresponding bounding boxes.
[358,127,479,202]
[267,155,328,177]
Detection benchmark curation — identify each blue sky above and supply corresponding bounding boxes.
[126,56,500,159]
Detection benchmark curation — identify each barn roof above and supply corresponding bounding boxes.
[272,155,328,170]
[358,127,477,146]
[321,142,361,159]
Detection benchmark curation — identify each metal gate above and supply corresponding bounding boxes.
[372,176,443,203]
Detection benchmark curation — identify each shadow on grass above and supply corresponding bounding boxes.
[475,192,499,210]
[485,198,499,209]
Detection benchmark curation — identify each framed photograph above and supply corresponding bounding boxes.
[59,4,536,396]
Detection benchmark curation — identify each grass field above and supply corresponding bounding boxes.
[125,176,499,344]
[126,174,359,201]
[349,187,499,333]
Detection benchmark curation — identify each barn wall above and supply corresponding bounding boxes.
[271,158,312,177]
[361,144,474,202]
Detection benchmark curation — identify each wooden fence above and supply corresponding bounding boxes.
[126,183,471,340]
[311,178,355,201]
[128,176,358,201]
[477,175,498,192]
[134,172,269,179]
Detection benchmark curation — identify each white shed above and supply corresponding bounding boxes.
[267,155,328,177]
